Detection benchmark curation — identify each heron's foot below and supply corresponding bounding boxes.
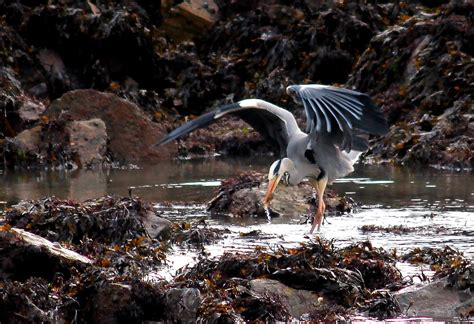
[309,224,320,234]
[309,212,323,234]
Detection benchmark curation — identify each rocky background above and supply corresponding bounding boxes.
[0,0,472,170]
[1,1,473,321]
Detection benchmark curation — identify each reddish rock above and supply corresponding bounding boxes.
[44,89,175,164]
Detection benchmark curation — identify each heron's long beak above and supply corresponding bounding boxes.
[263,176,281,209]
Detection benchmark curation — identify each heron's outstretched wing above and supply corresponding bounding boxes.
[287,84,388,152]
[157,99,302,157]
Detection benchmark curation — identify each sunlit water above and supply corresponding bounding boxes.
[1,157,473,282]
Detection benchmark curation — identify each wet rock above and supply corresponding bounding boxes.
[208,171,265,217]
[165,288,201,323]
[271,267,364,307]
[250,279,350,320]
[44,89,174,164]
[5,89,176,168]
[249,279,323,318]
[208,172,354,219]
[228,187,266,217]
[396,276,473,319]
[66,118,107,167]
[142,211,173,240]
[5,120,78,170]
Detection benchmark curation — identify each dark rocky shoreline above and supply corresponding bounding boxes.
[1,192,472,322]
[1,0,473,321]
[0,0,472,170]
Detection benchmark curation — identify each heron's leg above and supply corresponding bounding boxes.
[309,177,328,233]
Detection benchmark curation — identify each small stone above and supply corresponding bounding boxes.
[18,101,46,123]
[165,288,201,322]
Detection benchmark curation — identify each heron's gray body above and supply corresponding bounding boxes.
[285,133,355,185]
[158,84,388,190]
[158,84,388,232]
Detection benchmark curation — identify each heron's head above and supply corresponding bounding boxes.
[263,158,294,208]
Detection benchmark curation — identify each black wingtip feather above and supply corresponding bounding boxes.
[356,95,389,135]
[156,103,243,147]
[156,110,216,146]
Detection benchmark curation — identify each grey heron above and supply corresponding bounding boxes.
[158,84,389,233]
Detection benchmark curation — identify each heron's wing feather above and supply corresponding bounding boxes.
[158,99,301,157]
[287,84,388,152]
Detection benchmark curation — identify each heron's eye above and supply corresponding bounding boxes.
[282,171,290,185]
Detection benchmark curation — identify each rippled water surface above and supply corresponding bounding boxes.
[1,158,473,273]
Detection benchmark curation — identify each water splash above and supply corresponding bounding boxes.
[265,207,272,223]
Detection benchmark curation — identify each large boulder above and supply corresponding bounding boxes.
[43,89,175,164]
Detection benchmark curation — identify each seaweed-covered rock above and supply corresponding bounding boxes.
[340,241,402,290]
[401,245,470,280]
[1,0,472,168]
[0,227,92,281]
[349,2,473,169]
[175,239,402,321]
[4,196,168,245]
[0,195,173,323]
[0,278,70,323]
[208,172,354,218]
[171,220,230,249]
